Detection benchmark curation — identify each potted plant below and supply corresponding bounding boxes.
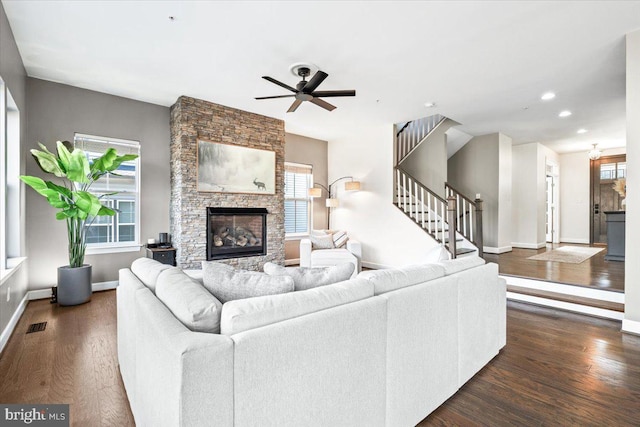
[21,140,138,306]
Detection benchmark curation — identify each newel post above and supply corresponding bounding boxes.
[447,196,457,259]
[474,196,484,258]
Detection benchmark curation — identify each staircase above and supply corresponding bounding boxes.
[394,115,483,259]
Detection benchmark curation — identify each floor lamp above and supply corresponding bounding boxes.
[309,176,361,229]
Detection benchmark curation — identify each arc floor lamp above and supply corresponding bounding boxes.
[309,176,361,229]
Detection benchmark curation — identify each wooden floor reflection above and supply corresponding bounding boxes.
[483,243,624,292]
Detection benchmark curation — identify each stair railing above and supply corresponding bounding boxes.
[395,114,445,164]
[395,166,457,257]
[445,182,483,257]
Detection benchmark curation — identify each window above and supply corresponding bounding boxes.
[74,133,141,253]
[284,163,312,236]
[600,161,626,180]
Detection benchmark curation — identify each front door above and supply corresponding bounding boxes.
[591,154,626,244]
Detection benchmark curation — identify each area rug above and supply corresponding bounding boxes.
[527,246,604,264]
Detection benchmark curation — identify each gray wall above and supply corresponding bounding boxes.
[25,78,170,289]
[399,119,453,198]
[0,1,28,344]
[448,133,501,248]
[284,133,328,262]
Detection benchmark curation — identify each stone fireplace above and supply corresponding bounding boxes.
[169,96,285,270]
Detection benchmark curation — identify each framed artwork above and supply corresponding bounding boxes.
[197,140,276,194]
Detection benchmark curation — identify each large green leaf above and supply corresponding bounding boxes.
[75,191,102,217]
[56,207,78,220]
[57,141,90,184]
[30,149,65,177]
[45,181,72,199]
[91,148,118,174]
[96,205,116,216]
[109,154,138,172]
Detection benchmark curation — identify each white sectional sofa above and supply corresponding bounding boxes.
[117,256,505,427]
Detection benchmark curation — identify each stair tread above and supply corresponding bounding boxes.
[507,285,624,312]
[455,247,476,255]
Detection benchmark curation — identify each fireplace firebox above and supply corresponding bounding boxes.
[206,207,268,260]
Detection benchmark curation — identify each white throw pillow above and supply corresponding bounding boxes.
[155,267,223,333]
[424,245,451,263]
[309,233,335,249]
[201,261,294,303]
[263,262,355,291]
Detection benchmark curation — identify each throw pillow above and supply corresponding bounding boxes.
[424,245,451,263]
[155,267,223,333]
[309,233,335,249]
[201,261,294,303]
[263,262,355,291]
[331,230,349,248]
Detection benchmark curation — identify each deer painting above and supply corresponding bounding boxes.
[253,178,266,191]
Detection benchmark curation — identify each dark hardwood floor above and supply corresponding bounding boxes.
[0,291,134,427]
[484,243,625,292]
[2,291,639,426]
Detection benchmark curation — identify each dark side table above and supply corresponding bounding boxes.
[146,247,176,266]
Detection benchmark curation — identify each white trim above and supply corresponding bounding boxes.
[511,242,546,249]
[284,258,300,266]
[560,238,590,244]
[0,257,27,286]
[86,244,143,255]
[28,280,119,301]
[502,275,624,303]
[0,293,28,354]
[622,318,640,335]
[362,261,392,270]
[483,245,512,254]
[507,292,623,321]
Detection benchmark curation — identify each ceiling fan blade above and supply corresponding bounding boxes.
[302,71,328,93]
[255,94,296,100]
[262,76,298,93]
[311,90,356,98]
[309,97,336,112]
[287,99,303,113]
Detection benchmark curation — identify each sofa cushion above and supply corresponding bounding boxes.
[183,269,204,285]
[263,262,355,291]
[155,268,223,334]
[130,257,172,293]
[220,278,373,335]
[437,256,486,275]
[202,261,294,303]
[358,264,446,295]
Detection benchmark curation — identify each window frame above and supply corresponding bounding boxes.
[284,162,313,238]
[74,133,142,255]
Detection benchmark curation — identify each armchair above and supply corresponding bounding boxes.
[300,236,361,279]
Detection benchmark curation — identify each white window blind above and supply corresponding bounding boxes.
[74,133,141,250]
[284,163,312,235]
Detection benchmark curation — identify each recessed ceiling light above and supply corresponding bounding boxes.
[577,128,588,134]
[424,102,436,108]
[559,110,572,118]
[541,92,556,101]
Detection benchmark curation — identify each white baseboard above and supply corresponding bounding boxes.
[284,258,300,266]
[362,261,392,270]
[0,293,29,355]
[622,318,640,335]
[511,242,546,249]
[560,238,590,244]
[28,280,119,301]
[507,291,623,321]
[484,245,512,254]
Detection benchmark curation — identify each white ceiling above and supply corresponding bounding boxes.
[4,1,640,154]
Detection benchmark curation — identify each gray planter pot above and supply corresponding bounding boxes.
[57,264,92,306]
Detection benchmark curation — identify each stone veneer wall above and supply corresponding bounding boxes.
[170,96,285,270]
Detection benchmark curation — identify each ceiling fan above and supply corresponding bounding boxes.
[256,66,356,112]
